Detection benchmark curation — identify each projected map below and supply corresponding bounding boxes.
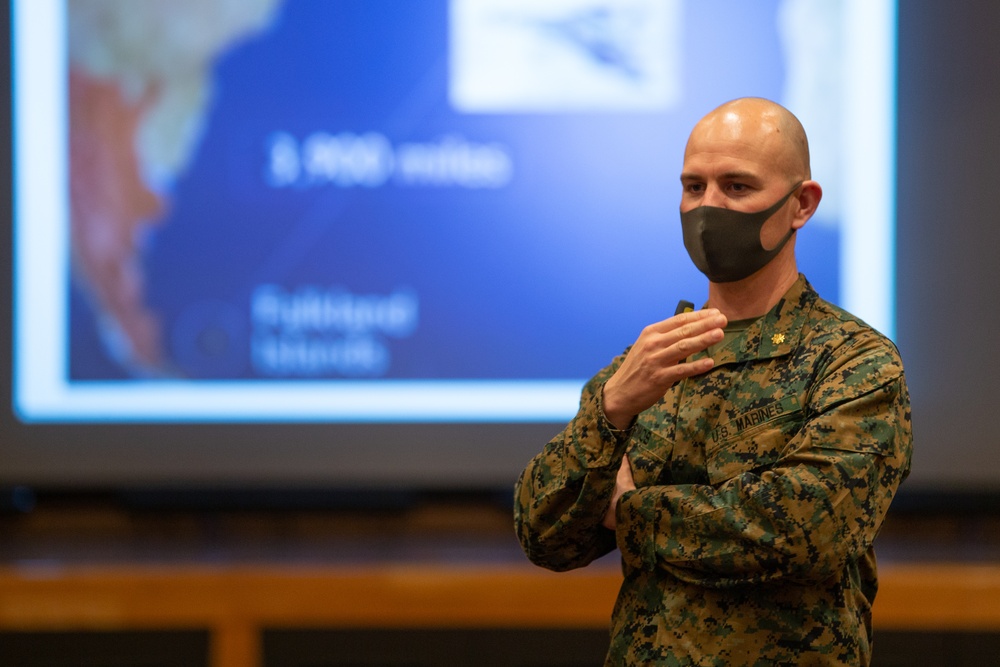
[13,0,894,421]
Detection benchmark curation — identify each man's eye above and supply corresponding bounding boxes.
[684,183,704,194]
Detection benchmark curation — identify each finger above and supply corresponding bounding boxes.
[639,323,723,370]
[668,325,725,359]
[646,315,728,355]
[657,355,716,384]
[617,455,632,481]
[650,307,726,333]
[622,454,635,482]
[676,355,716,376]
[672,311,727,339]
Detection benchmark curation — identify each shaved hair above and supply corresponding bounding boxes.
[691,97,811,182]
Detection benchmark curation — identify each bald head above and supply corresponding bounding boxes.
[686,98,811,183]
[679,96,823,270]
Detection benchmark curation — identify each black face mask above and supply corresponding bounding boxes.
[680,183,802,283]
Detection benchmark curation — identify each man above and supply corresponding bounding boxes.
[514,98,912,666]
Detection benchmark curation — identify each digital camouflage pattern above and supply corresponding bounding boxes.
[515,275,912,666]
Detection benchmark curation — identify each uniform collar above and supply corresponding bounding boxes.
[695,274,816,366]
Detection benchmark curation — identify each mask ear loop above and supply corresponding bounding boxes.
[760,181,805,252]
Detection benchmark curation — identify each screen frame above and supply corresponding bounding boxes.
[2,0,898,491]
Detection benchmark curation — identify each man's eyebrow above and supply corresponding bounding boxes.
[680,170,761,182]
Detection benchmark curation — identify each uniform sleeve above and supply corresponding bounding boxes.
[614,336,913,587]
[514,361,632,572]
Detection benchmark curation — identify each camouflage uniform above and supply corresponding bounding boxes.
[515,275,912,666]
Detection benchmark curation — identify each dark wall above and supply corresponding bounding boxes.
[895,1,1000,489]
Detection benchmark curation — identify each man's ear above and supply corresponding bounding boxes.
[792,180,822,229]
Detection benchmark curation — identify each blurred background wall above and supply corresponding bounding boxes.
[2,1,1000,666]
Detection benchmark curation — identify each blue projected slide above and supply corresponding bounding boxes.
[12,0,896,422]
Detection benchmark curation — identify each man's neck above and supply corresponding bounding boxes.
[706,257,799,321]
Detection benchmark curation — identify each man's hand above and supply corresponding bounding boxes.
[602,455,636,530]
[602,308,727,429]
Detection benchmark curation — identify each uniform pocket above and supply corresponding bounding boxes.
[628,423,674,487]
[706,397,803,485]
